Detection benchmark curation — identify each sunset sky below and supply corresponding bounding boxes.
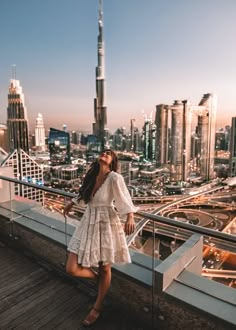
[0,0,235,133]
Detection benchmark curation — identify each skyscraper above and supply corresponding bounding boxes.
[170,100,192,182]
[155,104,169,167]
[170,101,183,181]
[130,119,135,152]
[229,117,236,176]
[7,79,29,153]
[215,130,226,151]
[225,125,231,151]
[35,113,46,151]
[93,0,107,149]
[197,93,217,180]
[48,128,70,166]
[0,124,9,152]
[182,100,192,181]
[143,118,156,161]
[71,131,78,144]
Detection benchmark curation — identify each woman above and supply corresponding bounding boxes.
[64,149,138,326]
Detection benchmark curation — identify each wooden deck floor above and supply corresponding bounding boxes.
[0,242,151,330]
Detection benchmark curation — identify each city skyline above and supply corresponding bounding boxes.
[0,0,236,132]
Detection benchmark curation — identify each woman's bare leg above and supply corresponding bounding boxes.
[94,263,111,310]
[66,252,97,279]
[83,263,111,325]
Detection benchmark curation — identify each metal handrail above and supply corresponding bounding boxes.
[0,175,75,198]
[137,211,236,244]
[1,174,236,245]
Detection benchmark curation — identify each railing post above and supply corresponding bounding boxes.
[152,220,155,328]
[9,181,13,221]
[63,196,68,267]
[8,180,16,239]
[152,224,164,325]
[155,233,203,293]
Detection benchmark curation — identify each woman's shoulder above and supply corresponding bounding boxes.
[109,171,123,181]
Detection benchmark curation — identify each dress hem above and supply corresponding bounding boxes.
[67,247,132,267]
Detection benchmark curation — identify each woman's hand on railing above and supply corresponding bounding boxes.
[124,213,135,236]
[63,201,74,217]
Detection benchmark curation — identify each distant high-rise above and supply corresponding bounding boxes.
[48,128,70,166]
[0,124,9,152]
[71,131,78,144]
[155,104,169,167]
[229,117,236,176]
[7,79,29,153]
[215,130,226,151]
[93,0,107,149]
[143,118,156,161]
[170,100,192,181]
[133,127,142,152]
[182,100,192,181]
[113,127,125,151]
[170,101,183,181]
[130,119,135,151]
[197,93,217,180]
[35,113,46,151]
[225,125,231,151]
[130,119,140,152]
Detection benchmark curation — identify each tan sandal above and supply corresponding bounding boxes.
[82,306,101,326]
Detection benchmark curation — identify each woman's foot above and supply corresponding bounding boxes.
[82,306,101,326]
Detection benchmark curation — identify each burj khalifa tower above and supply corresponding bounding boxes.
[93,0,107,149]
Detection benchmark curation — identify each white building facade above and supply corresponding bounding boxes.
[35,113,46,151]
[1,149,44,203]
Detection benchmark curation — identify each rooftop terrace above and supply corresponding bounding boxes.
[0,171,235,329]
[0,242,152,329]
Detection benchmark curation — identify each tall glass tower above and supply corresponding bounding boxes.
[7,79,29,153]
[93,0,107,149]
[197,93,217,181]
[143,118,156,161]
[170,100,192,182]
[155,104,169,167]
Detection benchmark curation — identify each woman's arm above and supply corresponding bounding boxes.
[64,193,83,217]
[112,173,139,216]
[124,213,135,235]
[63,200,74,217]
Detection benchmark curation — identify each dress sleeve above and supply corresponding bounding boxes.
[112,173,139,216]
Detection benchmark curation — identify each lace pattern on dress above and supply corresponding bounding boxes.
[67,171,138,267]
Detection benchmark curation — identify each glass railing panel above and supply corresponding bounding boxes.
[1,175,236,330]
[0,175,81,247]
[0,175,235,291]
[132,211,236,289]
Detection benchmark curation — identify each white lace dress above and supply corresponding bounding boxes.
[67,171,138,267]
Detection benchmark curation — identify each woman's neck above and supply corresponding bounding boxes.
[98,164,110,176]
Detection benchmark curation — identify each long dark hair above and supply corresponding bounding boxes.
[78,149,118,204]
